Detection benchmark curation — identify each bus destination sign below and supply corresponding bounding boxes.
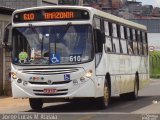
[13,9,90,23]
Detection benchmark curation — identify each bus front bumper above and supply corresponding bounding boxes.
[11,77,103,99]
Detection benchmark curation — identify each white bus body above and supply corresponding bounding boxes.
[7,6,149,109]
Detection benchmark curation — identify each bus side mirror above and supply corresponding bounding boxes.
[3,28,9,45]
[2,23,12,51]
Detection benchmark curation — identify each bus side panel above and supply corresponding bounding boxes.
[96,51,121,96]
[119,55,134,94]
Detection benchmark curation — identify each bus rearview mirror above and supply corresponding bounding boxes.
[2,23,12,51]
[3,28,9,45]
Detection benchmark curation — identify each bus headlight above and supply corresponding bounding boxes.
[86,70,93,78]
[17,79,22,83]
[11,72,17,79]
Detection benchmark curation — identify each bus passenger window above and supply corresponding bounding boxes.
[104,21,109,36]
[104,21,112,52]
[142,32,147,55]
[105,37,112,52]
[137,30,143,55]
[112,23,118,37]
[93,17,100,29]
[126,28,133,55]
[120,26,125,39]
[143,32,148,55]
[121,40,127,54]
[142,32,146,44]
[132,29,138,55]
[119,25,127,54]
[113,38,120,53]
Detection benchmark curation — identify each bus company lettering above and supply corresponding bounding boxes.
[44,12,74,20]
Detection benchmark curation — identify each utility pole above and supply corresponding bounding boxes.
[108,0,112,13]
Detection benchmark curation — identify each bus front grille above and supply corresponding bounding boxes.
[29,80,71,85]
[20,67,79,75]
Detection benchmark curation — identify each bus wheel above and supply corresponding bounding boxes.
[29,98,43,110]
[130,77,139,100]
[96,81,110,109]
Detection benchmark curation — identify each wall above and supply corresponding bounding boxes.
[0,0,38,9]
[0,14,11,95]
[0,47,3,95]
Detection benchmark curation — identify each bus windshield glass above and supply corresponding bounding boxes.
[12,25,93,65]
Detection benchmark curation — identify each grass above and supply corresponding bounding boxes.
[149,51,160,78]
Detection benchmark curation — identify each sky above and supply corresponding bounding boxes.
[138,0,160,7]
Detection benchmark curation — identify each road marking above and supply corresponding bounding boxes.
[78,115,95,120]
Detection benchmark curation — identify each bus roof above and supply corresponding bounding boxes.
[90,7,147,31]
[13,6,147,31]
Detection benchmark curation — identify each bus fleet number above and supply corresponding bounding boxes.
[69,55,81,62]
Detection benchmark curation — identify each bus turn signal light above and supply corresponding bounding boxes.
[11,72,17,79]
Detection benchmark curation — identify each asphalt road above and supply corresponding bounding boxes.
[1,79,160,120]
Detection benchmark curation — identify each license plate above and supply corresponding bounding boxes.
[43,89,57,94]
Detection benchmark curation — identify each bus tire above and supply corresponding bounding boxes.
[96,80,110,109]
[129,74,139,100]
[29,98,43,110]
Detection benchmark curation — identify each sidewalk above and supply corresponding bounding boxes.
[0,96,29,111]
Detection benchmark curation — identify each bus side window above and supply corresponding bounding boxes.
[142,32,147,56]
[137,30,143,55]
[145,32,148,55]
[93,17,101,29]
[126,27,133,55]
[104,21,112,52]
[112,23,118,37]
[112,23,120,53]
[93,17,103,53]
[132,29,138,55]
[120,25,127,54]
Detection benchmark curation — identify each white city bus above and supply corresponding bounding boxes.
[3,6,149,109]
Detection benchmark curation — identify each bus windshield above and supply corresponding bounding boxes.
[12,24,93,65]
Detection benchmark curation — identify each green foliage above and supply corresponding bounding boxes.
[149,51,160,78]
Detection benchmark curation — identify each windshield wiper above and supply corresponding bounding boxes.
[57,22,72,41]
[65,22,72,32]
[54,22,72,54]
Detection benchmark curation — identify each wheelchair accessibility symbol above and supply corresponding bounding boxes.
[64,74,70,81]
[50,53,60,64]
